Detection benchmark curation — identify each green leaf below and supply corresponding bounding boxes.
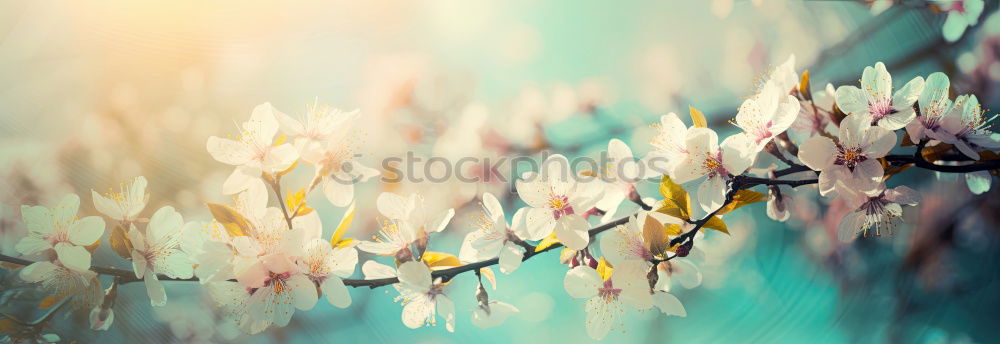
[689,106,708,128]
[535,233,560,252]
[716,190,767,215]
[658,176,691,218]
[703,216,729,234]
[206,203,251,237]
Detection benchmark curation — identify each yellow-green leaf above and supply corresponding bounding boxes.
[535,233,560,253]
[655,206,690,221]
[703,216,729,234]
[109,224,133,259]
[658,175,691,218]
[333,238,355,249]
[689,106,707,128]
[716,190,767,215]
[596,257,613,280]
[799,69,811,96]
[206,203,251,237]
[331,202,355,247]
[423,251,463,270]
[38,292,69,309]
[642,214,670,256]
[285,188,312,217]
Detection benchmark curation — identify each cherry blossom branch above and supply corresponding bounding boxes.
[884,141,1000,173]
[0,216,636,289]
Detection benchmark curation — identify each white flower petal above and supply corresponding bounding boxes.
[322,176,355,207]
[721,133,755,174]
[834,85,869,115]
[838,211,867,243]
[147,206,183,246]
[798,136,838,171]
[54,242,91,273]
[206,136,254,166]
[863,126,897,158]
[262,143,299,173]
[397,261,432,294]
[144,274,167,307]
[437,296,456,332]
[322,277,352,308]
[698,175,727,213]
[20,205,52,235]
[361,261,397,279]
[564,266,601,299]
[652,292,686,317]
[19,261,59,283]
[222,165,263,195]
[554,215,590,250]
[376,192,411,220]
[499,241,525,274]
[965,171,992,195]
[287,274,319,311]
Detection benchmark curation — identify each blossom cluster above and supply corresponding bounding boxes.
[4,54,999,342]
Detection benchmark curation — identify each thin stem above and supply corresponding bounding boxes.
[266,175,295,230]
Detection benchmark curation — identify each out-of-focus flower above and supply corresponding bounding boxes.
[516,154,603,250]
[939,0,984,42]
[206,102,299,195]
[836,62,924,130]
[395,261,456,331]
[965,170,993,194]
[563,261,653,340]
[277,105,379,208]
[91,176,148,222]
[274,101,357,162]
[359,192,454,260]
[298,238,358,308]
[672,128,755,212]
[128,206,195,306]
[936,94,1000,160]
[836,182,921,242]
[798,113,895,196]
[15,194,104,273]
[459,193,532,274]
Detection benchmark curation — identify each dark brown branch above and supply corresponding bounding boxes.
[884,141,1000,173]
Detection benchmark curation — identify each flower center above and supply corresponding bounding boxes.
[549,194,574,219]
[867,97,896,121]
[702,153,726,176]
[598,280,622,302]
[835,147,867,170]
[45,231,69,245]
[264,272,292,294]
